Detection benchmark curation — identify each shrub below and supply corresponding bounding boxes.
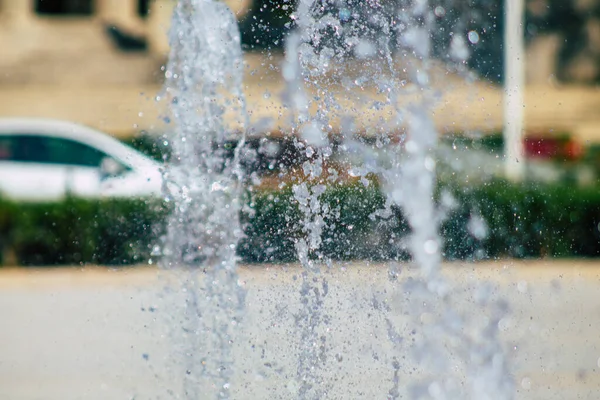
[1,179,600,267]
[1,198,168,266]
[124,135,170,162]
[452,180,600,259]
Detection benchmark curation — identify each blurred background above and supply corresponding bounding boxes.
[0,0,598,139]
[0,0,599,266]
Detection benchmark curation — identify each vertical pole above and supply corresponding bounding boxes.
[503,0,526,181]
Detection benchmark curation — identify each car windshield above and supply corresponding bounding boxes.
[0,134,124,169]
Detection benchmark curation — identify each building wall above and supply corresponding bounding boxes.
[3,0,588,86]
[0,0,250,85]
[0,0,598,142]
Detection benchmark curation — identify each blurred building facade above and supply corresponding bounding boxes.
[0,0,251,85]
[0,0,598,141]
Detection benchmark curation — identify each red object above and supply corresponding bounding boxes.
[523,137,583,161]
[564,140,584,160]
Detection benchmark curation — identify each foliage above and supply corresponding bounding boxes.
[1,179,600,267]
[123,134,171,162]
[450,180,600,259]
[239,0,296,51]
[0,198,168,266]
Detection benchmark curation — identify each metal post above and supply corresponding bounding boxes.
[503,0,526,181]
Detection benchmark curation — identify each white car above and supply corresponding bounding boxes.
[0,118,163,201]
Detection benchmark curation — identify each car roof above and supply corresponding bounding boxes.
[0,118,160,170]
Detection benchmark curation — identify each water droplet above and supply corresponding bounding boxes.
[468,214,488,240]
[416,70,429,86]
[498,317,511,331]
[450,35,469,61]
[355,39,376,58]
[151,245,162,256]
[339,8,351,22]
[468,30,480,44]
[424,157,435,171]
[405,140,418,153]
[424,240,438,254]
[521,377,532,390]
[434,6,446,17]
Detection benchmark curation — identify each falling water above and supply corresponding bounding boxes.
[161,0,247,398]
[159,0,514,398]
[282,0,514,399]
[283,2,337,397]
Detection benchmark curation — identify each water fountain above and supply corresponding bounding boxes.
[161,0,514,398]
[161,0,247,397]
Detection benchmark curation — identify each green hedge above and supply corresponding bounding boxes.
[239,184,409,262]
[1,180,599,266]
[452,180,600,259]
[0,198,168,266]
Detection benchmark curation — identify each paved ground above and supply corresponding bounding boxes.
[1,260,599,399]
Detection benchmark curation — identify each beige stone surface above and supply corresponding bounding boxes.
[1,260,600,399]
